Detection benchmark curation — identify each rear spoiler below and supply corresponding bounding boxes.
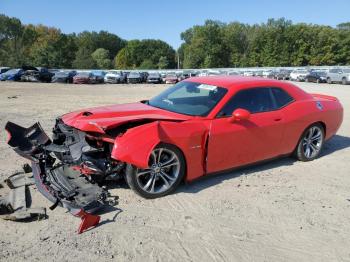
[310,93,339,102]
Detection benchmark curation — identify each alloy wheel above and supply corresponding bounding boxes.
[302,126,323,159]
[135,147,180,194]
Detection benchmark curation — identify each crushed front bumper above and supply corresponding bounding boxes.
[5,121,116,233]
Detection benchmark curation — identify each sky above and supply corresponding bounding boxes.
[1,0,349,49]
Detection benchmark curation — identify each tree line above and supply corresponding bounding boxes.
[0,14,349,69]
[179,19,350,68]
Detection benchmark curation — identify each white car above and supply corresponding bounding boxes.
[243,71,254,77]
[326,68,350,84]
[262,70,272,78]
[104,70,125,84]
[290,70,309,81]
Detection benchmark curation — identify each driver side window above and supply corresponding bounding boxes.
[218,88,275,117]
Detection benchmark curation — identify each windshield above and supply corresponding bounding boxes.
[92,71,105,76]
[129,72,140,77]
[149,73,160,77]
[107,71,121,75]
[55,72,68,77]
[294,70,308,74]
[76,72,90,77]
[148,81,227,116]
[4,69,20,74]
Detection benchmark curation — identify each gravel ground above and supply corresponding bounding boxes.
[0,81,349,262]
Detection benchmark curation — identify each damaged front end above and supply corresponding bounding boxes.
[5,121,119,233]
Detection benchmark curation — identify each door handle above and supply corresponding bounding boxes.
[274,118,282,122]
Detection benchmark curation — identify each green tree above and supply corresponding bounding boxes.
[114,39,175,69]
[72,47,96,69]
[139,59,156,69]
[181,20,230,68]
[0,14,36,67]
[157,56,169,69]
[91,48,112,69]
[114,47,132,69]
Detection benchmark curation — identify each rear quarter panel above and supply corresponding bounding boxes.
[280,97,343,154]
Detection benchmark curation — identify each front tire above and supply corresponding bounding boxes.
[125,143,185,199]
[295,124,325,161]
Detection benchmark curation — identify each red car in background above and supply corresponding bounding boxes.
[73,72,100,84]
[164,73,179,84]
[6,76,343,223]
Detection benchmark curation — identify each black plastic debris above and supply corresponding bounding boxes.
[0,172,46,221]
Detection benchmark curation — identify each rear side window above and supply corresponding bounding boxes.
[218,88,275,116]
[271,88,294,108]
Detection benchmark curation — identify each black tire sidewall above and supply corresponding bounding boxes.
[125,143,186,199]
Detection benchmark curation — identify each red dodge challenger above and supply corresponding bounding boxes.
[6,76,343,221]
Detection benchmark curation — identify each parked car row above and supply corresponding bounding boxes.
[0,66,54,82]
[221,68,350,85]
[1,66,350,85]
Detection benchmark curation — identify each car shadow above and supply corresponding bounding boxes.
[176,134,350,195]
[320,134,350,157]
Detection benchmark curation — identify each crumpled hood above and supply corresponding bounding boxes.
[61,102,191,133]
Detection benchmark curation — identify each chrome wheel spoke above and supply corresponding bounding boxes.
[162,162,179,169]
[307,128,314,139]
[143,174,155,191]
[160,155,175,166]
[158,173,170,187]
[151,151,157,165]
[136,169,152,177]
[161,156,179,169]
[302,138,308,146]
[305,146,311,157]
[311,132,321,141]
[310,143,319,152]
[150,175,156,193]
[160,171,175,182]
[157,148,163,163]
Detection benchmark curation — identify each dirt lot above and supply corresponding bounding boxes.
[0,81,349,262]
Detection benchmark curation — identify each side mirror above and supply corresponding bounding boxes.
[229,108,251,122]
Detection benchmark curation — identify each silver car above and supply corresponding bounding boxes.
[326,68,350,84]
[104,70,126,84]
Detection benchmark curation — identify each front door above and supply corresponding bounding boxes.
[206,87,288,173]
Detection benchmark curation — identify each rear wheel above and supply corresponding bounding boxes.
[295,124,325,161]
[125,144,185,199]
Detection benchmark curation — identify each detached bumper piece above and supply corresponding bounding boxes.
[0,172,47,221]
[5,121,117,234]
